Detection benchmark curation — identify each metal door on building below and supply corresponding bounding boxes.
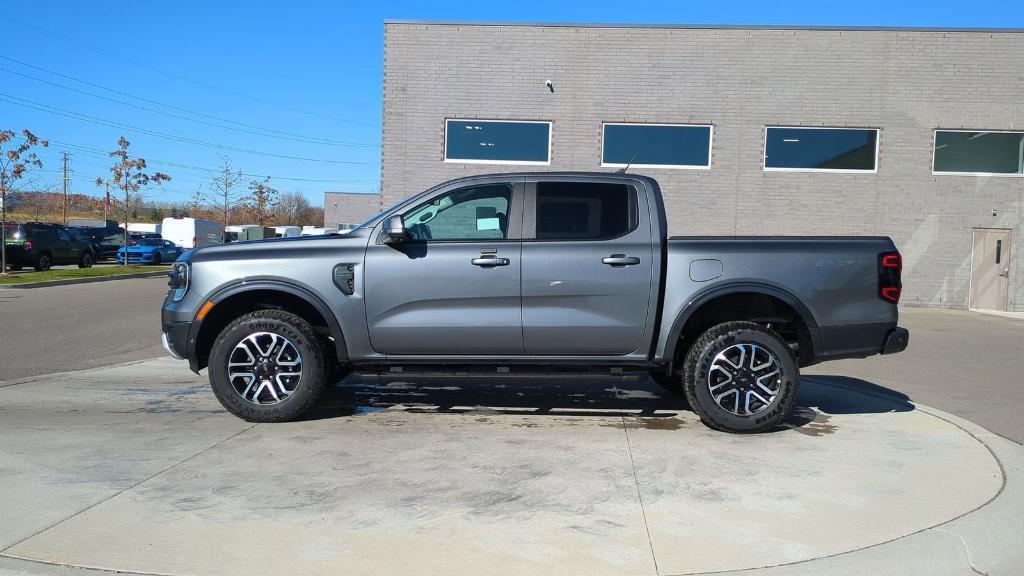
[970,228,1011,311]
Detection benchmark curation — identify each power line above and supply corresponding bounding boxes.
[0,92,371,165]
[32,139,378,184]
[0,14,379,128]
[0,59,378,147]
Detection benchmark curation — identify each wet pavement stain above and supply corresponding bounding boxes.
[788,411,838,437]
[601,416,686,431]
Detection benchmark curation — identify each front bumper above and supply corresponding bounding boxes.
[118,252,156,264]
[881,327,910,355]
[161,331,184,360]
[161,318,193,367]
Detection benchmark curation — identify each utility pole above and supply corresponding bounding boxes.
[61,151,70,224]
[103,181,109,221]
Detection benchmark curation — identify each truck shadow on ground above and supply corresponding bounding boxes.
[305,373,915,434]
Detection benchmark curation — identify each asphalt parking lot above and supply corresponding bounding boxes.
[0,277,166,381]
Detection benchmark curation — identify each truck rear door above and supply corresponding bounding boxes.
[521,178,655,354]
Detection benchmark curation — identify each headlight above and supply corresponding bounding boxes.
[168,262,190,302]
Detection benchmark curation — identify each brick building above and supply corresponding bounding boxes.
[380,21,1024,311]
[323,192,384,232]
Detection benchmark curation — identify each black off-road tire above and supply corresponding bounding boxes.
[682,321,798,433]
[78,251,94,269]
[33,252,52,272]
[209,310,329,422]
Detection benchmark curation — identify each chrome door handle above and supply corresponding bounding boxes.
[998,268,1009,277]
[602,254,640,267]
[471,256,510,267]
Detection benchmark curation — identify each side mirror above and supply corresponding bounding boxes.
[382,216,407,244]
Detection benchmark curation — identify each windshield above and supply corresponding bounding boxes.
[136,239,162,246]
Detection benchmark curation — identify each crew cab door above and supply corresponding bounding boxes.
[521,178,655,354]
[364,178,525,355]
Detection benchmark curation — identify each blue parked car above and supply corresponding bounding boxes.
[116,238,181,265]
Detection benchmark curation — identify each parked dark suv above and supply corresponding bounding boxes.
[3,222,96,271]
[66,218,126,260]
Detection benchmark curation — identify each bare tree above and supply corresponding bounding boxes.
[95,137,171,265]
[211,156,243,229]
[1,129,49,274]
[187,186,207,218]
[272,190,311,224]
[244,177,278,226]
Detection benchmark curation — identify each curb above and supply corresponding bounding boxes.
[0,270,168,290]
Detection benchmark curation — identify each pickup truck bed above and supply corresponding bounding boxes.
[663,236,902,365]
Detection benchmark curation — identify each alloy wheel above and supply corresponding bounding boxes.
[707,343,782,416]
[227,332,303,405]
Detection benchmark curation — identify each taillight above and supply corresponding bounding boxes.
[879,251,902,304]
[24,241,33,250]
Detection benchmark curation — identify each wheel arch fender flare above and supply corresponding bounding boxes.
[661,281,822,364]
[194,279,349,364]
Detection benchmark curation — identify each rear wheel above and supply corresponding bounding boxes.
[208,310,329,422]
[33,252,52,272]
[78,251,94,269]
[682,321,798,433]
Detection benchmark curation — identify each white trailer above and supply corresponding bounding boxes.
[126,222,161,234]
[272,225,302,238]
[161,217,224,249]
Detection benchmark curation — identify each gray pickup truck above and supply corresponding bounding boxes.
[161,172,908,433]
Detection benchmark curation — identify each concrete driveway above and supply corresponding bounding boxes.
[0,359,1020,576]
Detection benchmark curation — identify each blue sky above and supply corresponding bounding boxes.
[2,0,1021,206]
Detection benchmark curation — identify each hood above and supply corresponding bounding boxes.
[187,229,369,264]
[121,244,160,252]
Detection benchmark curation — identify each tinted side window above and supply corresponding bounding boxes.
[535,182,636,241]
[56,228,72,241]
[402,184,513,241]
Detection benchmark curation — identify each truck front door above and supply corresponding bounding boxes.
[521,179,655,355]
[364,179,525,355]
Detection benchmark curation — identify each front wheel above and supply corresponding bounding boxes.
[208,310,329,422]
[153,253,162,265]
[682,321,798,433]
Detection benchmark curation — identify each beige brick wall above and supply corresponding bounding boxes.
[323,192,384,230]
[381,22,1024,311]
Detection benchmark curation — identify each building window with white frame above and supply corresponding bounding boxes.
[443,119,551,165]
[764,127,879,172]
[933,130,1024,176]
[601,123,712,169]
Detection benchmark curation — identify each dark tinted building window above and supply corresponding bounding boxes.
[535,182,636,240]
[933,131,1024,175]
[445,120,550,164]
[764,127,878,171]
[603,123,712,168]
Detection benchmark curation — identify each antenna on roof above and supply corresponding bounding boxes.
[617,150,639,174]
